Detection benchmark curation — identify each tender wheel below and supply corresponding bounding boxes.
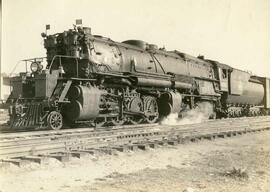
[47,111,63,130]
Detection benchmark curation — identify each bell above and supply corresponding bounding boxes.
[59,66,65,74]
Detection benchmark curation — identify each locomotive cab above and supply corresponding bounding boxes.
[207,60,231,92]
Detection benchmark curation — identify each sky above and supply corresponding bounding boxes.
[1,0,270,77]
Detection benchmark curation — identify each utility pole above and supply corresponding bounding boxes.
[0,0,2,100]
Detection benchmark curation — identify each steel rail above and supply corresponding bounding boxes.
[0,116,269,160]
[0,117,269,146]
[1,116,269,140]
[0,117,268,146]
[0,123,158,139]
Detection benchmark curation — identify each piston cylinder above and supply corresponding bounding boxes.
[65,85,101,121]
[158,91,182,116]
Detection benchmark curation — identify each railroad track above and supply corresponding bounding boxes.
[0,116,270,166]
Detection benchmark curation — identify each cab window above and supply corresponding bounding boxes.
[222,69,227,78]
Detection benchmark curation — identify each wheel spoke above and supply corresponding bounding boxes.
[47,111,63,130]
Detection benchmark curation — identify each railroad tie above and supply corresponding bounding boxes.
[113,145,129,152]
[217,132,227,138]
[97,147,118,155]
[70,151,89,158]
[1,158,28,167]
[167,140,178,145]
[148,142,158,148]
[156,140,168,146]
[203,135,215,140]
[20,155,48,164]
[49,153,70,162]
[73,149,98,155]
[190,137,200,142]
[126,144,139,151]
[137,143,150,150]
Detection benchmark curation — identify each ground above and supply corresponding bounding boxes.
[1,130,270,192]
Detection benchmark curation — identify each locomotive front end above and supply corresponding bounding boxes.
[7,58,59,129]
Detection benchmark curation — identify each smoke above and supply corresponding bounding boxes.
[161,102,214,126]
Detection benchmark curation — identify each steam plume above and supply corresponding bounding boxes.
[161,102,214,125]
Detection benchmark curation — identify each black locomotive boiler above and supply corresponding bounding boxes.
[4,23,270,130]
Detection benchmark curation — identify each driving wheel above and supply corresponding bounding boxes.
[128,97,144,124]
[143,96,159,123]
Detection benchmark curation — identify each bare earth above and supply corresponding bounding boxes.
[1,130,270,192]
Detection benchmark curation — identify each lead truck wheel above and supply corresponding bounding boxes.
[47,111,63,130]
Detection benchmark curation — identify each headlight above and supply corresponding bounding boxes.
[30,62,43,73]
[30,62,38,72]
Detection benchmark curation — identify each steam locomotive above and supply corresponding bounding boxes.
[5,23,270,130]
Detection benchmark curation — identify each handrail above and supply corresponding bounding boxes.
[48,55,79,77]
[22,57,47,62]
[10,55,80,77]
[9,57,47,76]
